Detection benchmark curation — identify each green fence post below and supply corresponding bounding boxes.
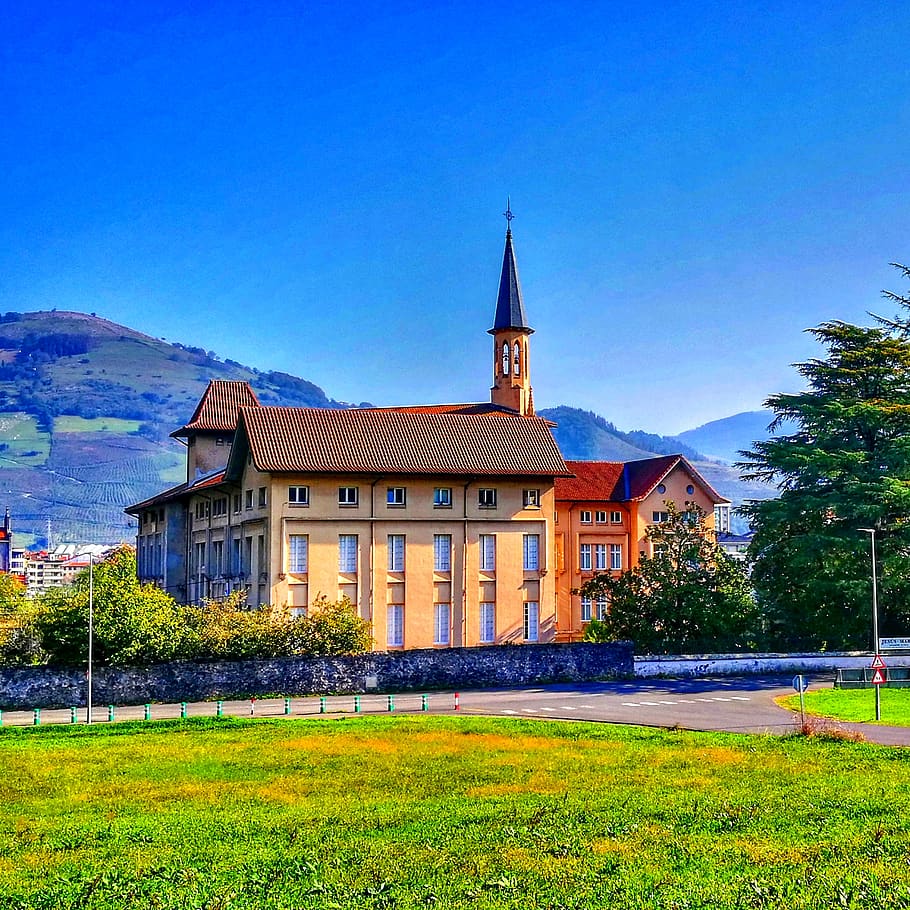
[70,706,77,723]
[108,705,114,723]
[33,708,40,726]
[284,697,291,715]
[421,694,429,712]
[388,695,395,712]
[180,702,187,719]
[144,704,151,721]
[216,700,223,717]
[354,695,361,713]
[0,709,4,726]
[319,696,327,714]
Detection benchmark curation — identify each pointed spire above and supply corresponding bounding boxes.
[489,201,533,335]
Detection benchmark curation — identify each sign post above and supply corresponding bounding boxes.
[870,654,886,721]
[792,675,809,726]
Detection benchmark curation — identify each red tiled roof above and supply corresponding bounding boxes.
[233,407,570,477]
[125,471,226,513]
[557,455,728,504]
[171,381,260,437]
[376,402,520,416]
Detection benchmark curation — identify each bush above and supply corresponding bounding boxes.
[288,595,372,656]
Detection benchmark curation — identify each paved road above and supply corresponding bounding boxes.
[3,676,909,745]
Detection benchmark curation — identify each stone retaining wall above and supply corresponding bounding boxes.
[0,641,634,710]
[634,651,876,678]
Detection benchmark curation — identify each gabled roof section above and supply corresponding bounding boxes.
[125,470,226,514]
[378,402,521,416]
[227,407,569,478]
[171,380,261,438]
[556,455,729,504]
[488,229,533,335]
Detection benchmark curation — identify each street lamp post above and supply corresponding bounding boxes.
[858,528,881,721]
[86,553,93,725]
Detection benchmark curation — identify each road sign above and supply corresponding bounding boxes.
[871,654,887,670]
[871,668,887,685]
[792,675,809,693]
[879,637,910,650]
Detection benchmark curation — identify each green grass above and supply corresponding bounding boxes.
[53,416,141,434]
[0,715,909,908]
[782,686,910,726]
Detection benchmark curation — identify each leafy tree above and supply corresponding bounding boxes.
[0,575,45,665]
[740,276,910,650]
[580,502,758,654]
[288,595,373,656]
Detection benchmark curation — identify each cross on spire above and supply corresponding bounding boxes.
[503,197,514,229]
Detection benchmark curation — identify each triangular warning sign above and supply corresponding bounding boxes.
[871,668,887,685]
[871,654,887,669]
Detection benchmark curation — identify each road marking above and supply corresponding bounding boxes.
[678,699,697,704]
[522,708,537,713]
[657,700,677,705]
[621,703,641,707]
[712,697,732,702]
[696,698,714,702]
[578,705,598,709]
[730,696,751,701]
[560,706,578,711]
[541,707,556,712]
[639,701,661,706]
[502,710,517,715]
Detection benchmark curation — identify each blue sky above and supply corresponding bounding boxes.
[2,1,908,435]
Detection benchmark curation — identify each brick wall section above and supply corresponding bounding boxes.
[0,641,633,709]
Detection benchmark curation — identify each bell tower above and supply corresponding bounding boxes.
[489,201,534,415]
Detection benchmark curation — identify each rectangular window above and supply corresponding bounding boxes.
[387,534,405,572]
[433,487,452,508]
[652,511,669,523]
[479,602,495,643]
[610,511,622,524]
[244,537,253,576]
[434,603,451,645]
[289,486,309,506]
[610,543,622,570]
[523,489,540,508]
[433,534,451,572]
[595,510,607,524]
[581,596,592,622]
[479,534,496,571]
[258,487,267,508]
[386,487,406,507]
[580,510,592,524]
[288,534,308,574]
[478,488,497,509]
[594,543,607,571]
[233,494,241,514]
[524,601,539,642]
[596,595,609,620]
[245,489,253,510]
[232,538,242,574]
[580,543,592,571]
[257,535,265,574]
[387,604,404,647]
[339,534,358,573]
[212,540,223,575]
[523,534,540,571]
[339,486,359,506]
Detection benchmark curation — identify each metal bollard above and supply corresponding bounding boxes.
[250,698,255,716]
[216,700,223,717]
[33,708,40,726]
[284,697,291,715]
[388,694,395,712]
[354,695,361,713]
[319,696,326,714]
[180,702,187,719]
[70,706,77,724]
[144,704,151,721]
[421,694,429,712]
[454,692,460,711]
[108,705,115,722]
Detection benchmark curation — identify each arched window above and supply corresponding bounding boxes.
[513,342,521,375]
[502,342,510,375]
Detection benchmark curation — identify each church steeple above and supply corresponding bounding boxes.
[489,200,534,416]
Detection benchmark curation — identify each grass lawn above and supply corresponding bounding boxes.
[781,686,910,726]
[0,716,909,909]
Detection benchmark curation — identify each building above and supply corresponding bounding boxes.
[553,457,729,639]
[23,544,114,597]
[0,509,11,574]
[128,222,571,649]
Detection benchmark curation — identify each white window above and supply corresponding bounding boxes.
[479,602,495,643]
[339,486,359,506]
[289,486,309,506]
[652,511,669,523]
[581,596,592,622]
[523,489,541,508]
[478,488,497,509]
[580,510,592,524]
[610,543,622,570]
[479,534,496,571]
[595,510,607,524]
[610,511,622,524]
[433,534,451,572]
[288,535,308,574]
[594,543,607,571]
[387,487,406,507]
[434,487,452,508]
[339,534,358,573]
[524,602,539,642]
[387,534,405,572]
[580,543,592,571]
[523,534,540,571]
[502,341,510,375]
[513,341,521,375]
[387,605,404,647]
[434,603,451,645]
[596,595,609,619]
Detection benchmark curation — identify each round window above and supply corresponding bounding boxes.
[686,485,695,495]
[657,484,666,494]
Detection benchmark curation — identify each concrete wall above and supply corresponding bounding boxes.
[0,640,633,710]
[635,651,875,678]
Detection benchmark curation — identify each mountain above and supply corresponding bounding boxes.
[675,410,794,464]
[0,311,360,548]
